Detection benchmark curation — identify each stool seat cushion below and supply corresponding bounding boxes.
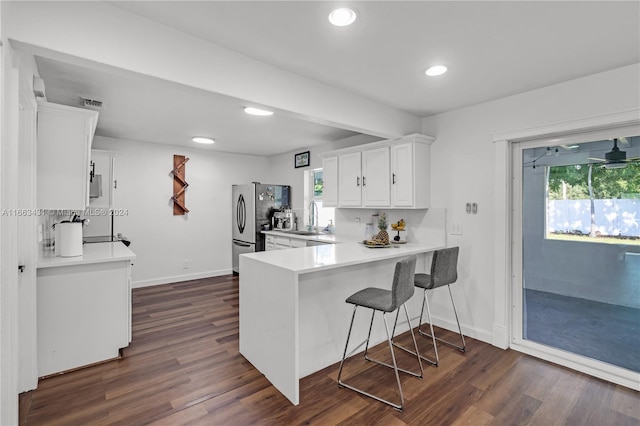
[414,273,433,289]
[346,287,394,312]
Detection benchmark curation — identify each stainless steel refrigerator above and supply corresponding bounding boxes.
[232,183,290,274]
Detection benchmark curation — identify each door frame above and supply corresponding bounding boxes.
[492,108,640,390]
[17,71,38,392]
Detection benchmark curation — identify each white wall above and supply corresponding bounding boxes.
[91,136,271,287]
[422,63,640,345]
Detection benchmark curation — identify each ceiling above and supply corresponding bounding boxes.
[35,1,640,156]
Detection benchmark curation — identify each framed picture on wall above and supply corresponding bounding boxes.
[294,151,310,168]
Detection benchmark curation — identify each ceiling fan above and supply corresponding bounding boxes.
[588,138,639,169]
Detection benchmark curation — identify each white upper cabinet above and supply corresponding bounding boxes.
[362,147,390,207]
[338,151,362,206]
[37,102,98,210]
[321,133,433,209]
[321,156,338,207]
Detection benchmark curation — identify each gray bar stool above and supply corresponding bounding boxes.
[413,246,466,366]
[337,255,423,411]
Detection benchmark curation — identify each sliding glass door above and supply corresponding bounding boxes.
[513,131,640,381]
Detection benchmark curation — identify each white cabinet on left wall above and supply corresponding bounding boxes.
[37,102,98,210]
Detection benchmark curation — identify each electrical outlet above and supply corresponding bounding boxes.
[183,259,190,269]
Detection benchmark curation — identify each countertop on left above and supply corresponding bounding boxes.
[37,241,136,269]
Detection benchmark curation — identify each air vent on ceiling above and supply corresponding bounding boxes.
[81,97,104,111]
[33,76,46,98]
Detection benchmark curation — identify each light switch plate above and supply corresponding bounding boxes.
[450,223,463,236]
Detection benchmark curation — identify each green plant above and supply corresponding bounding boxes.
[378,213,387,230]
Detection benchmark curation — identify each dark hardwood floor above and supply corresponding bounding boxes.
[20,275,640,425]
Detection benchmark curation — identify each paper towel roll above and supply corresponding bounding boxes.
[58,222,83,257]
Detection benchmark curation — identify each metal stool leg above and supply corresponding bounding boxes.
[417,289,439,366]
[338,308,412,411]
[418,286,466,353]
[338,305,358,385]
[374,305,423,378]
[447,285,466,352]
[363,310,376,359]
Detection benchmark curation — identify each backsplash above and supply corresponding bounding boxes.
[334,207,446,246]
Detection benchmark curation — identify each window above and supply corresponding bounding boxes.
[544,153,640,245]
[306,168,335,229]
[313,169,323,197]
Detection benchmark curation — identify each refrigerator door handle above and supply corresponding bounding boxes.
[237,194,246,233]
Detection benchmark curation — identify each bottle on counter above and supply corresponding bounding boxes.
[326,219,335,234]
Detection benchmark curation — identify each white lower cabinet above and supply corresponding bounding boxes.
[37,259,132,377]
[290,239,306,248]
[306,240,331,247]
[265,234,333,250]
[265,235,277,251]
[266,235,295,250]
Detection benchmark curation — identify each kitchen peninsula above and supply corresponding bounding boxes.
[239,240,444,405]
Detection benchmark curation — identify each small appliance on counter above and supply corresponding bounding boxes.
[272,209,295,231]
[55,221,83,257]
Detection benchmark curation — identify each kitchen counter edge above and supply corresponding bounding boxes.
[241,242,443,275]
[37,241,136,269]
[262,230,340,244]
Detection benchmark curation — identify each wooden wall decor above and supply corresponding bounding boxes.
[171,155,190,215]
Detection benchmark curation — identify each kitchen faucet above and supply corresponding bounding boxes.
[309,200,319,233]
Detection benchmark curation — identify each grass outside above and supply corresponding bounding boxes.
[547,233,640,246]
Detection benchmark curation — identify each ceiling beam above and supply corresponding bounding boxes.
[3,1,421,139]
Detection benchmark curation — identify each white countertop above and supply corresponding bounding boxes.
[37,242,136,269]
[262,230,340,244]
[241,241,443,274]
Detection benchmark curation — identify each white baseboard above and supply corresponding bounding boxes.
[492,323,510,349]
[430,315,494,346]
[132,269,233,289]
[399,312,493,346]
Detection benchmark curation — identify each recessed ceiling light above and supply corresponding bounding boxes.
[425,65,448,77]
[192,136,215,144]
[328,7,357,26]
[244,107,274,116]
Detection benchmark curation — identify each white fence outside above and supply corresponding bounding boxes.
[548,199,640,237]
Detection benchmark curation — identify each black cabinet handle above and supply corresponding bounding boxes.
[356,176,360,187]
[362,176,366,186]
[392,173,396,184]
